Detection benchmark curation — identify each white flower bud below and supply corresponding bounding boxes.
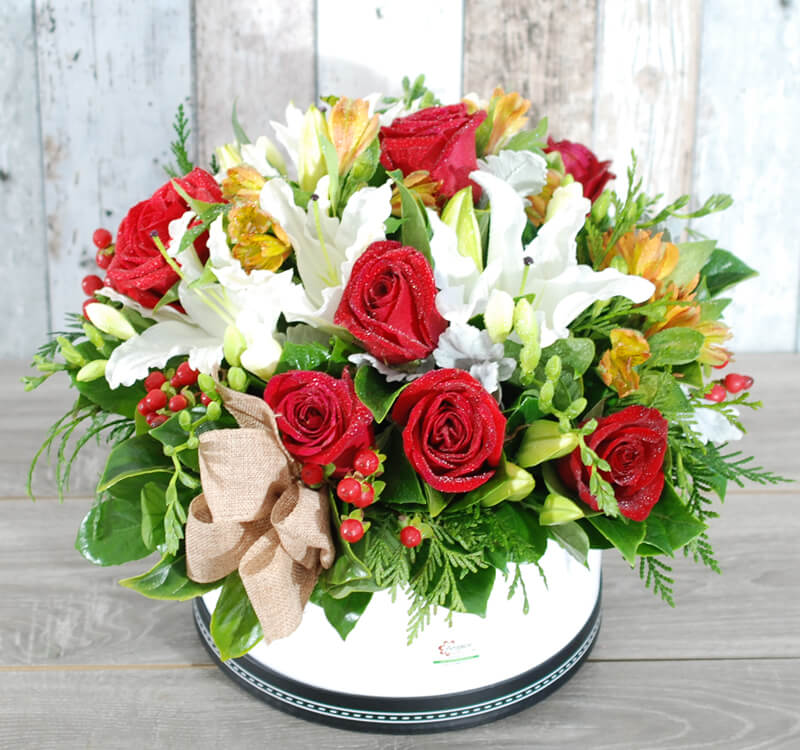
[85,303,136,341]
[484,289,515,343]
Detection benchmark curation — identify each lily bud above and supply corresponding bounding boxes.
[85,303,136,341]
[82,322,106,351]
[223,325,247,367]
[215,143,243,173]
[56,337,88,368]
[298,106,329,193]
[484,289,515,343]
[227,366,248,392]
[76,359,108,382]
[591,188,613,223]
[239,337,282,380]
[462,458,535,508]
[441,186,483,271]
[539,493,585,526]
[517,419,579,468]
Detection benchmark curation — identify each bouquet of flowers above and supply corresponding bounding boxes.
[28,76,784,661]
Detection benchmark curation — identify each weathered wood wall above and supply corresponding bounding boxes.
[2,0,798,357]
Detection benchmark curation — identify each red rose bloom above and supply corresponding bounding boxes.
[263,369,373,476]
[334,240,447,365]
[391,369,506,492]
[106,168,223,308]
[379,104,487,199]
[544,137,615,202]
[557,405,668,521]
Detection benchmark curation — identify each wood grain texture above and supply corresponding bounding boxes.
[463,0,597,144]
[194,0,315,167]
[317,0,463,103]
[692,0,800,352]
[1,659,798,748]
[0,0,50,359]
[593,0,701,200]
[34,0,192,334]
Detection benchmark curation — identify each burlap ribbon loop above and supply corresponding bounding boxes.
[185,385,335,643]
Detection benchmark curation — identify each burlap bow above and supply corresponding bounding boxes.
[185,385,335,643]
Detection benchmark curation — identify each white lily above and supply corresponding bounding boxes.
[679,385,744,444]
[259,175,392,328]
[433,171,654,348]
[477,150,547,199]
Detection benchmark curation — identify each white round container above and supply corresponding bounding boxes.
[194,542,602,732]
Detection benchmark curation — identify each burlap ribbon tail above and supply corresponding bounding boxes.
[185,385,335,643]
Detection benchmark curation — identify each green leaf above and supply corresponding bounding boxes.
[455,566,495,617]
[274,340,330,373]
[152,282,181,314]
[210,571,263,660]
[149,413,200,472]
[629,371,692,417]
[71,373,145,420]
[320,554,381,599]
[541,337,595,377]
[140,482,166,551]
[700,247,757,297]
[666,240,716,289]
[640,482,707,556]
[586,515,646,565]
[354,365,407,423]
[76,492,152,566]
[231,99,251,144]
[379,429,426,507]
[495,502,548,560]
[647,328,705,367]
[388,169,432,262]
[310,588,372,640]
[119,553,219,600]
[504,117,548,154]
[97,435,172,493]
[548,521,591,565]
[424,483,448,517]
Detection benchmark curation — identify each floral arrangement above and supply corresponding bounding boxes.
[28,76,785,660]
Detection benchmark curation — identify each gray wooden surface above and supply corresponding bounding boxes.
[2,353,798,748]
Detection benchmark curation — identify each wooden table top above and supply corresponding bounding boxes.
[2,354,798,749]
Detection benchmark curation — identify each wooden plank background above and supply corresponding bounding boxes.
[1,0,798,360]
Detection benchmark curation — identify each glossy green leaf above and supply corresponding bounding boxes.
[354,366,407,423]
[210,571,263,660]
[586,514,646,565]
[310,588,372,640]
[76,492,151,566]
[541,337,595,377]
[666,240,716,289]
[388,169,432,262]
[646,328,705,367]
[119,553,219,600]
[140,481,166,551]
[701,247,758,297]
[96,435,172,493]
[274,340,330,374]
[455,566,495,617]
[640,482,707,556]
[71,373,145,420]
[379,429,425,507]
[548,521,591,565]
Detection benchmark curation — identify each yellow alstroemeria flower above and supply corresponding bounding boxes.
[227,204,291,274]
[328,97,379,175]
[597,328,651,398]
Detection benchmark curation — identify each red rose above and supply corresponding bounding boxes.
[391,369,506,492]
[557,405,668,521]
[106,168,224,308]
[334,240,447,365]
[544,137,615,202]
[379,104,487,199]
[263,369,373,476]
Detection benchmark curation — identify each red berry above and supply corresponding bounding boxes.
[145,389,167,411]
[353,448,381,477]
[351,483,375,509]
[82,298,95,320]
[712,356,730,370]
[95,248,113,269]
[337,477,362,504]
[704,383,727,402]
[724,373,754,394]
[301,463,325,486]
[81,274,104,296]
[92,228,113,249]
[144,371,166,391]
[199,392,212,407]
[340,519,365,544]
[176,361,199,385]
[146,413,168,428]
[169,394,188,412]
[400,526,423,548]
[137,397,153,416]
[170,374,183,388]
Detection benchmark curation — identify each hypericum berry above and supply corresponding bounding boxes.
[144,388,167,411]
[176,361,199,386]
[301,463,325,487]
[169,394,188,412]
[724,373,754,394]
[92,228,113,249]
[340,518,365,544]
[137,397,153,416]
[146,413,168,428]
[82,298,95,320]
[337,477,363,504]
[95,248,113,269]
[704,383,727,402]
[199,392,212,407]
[144,371,167,391]
[353,448,381,477]
[351,483,375,509]
[170,374,183,388]
[712,357,730,370]
[400,526,423,548]
[81,274,104,296]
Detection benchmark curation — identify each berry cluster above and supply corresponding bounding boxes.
[704,372,754,403]
[136,362,203,427]
[81,228,114,320]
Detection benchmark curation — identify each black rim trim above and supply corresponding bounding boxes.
[193,581,602,732]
